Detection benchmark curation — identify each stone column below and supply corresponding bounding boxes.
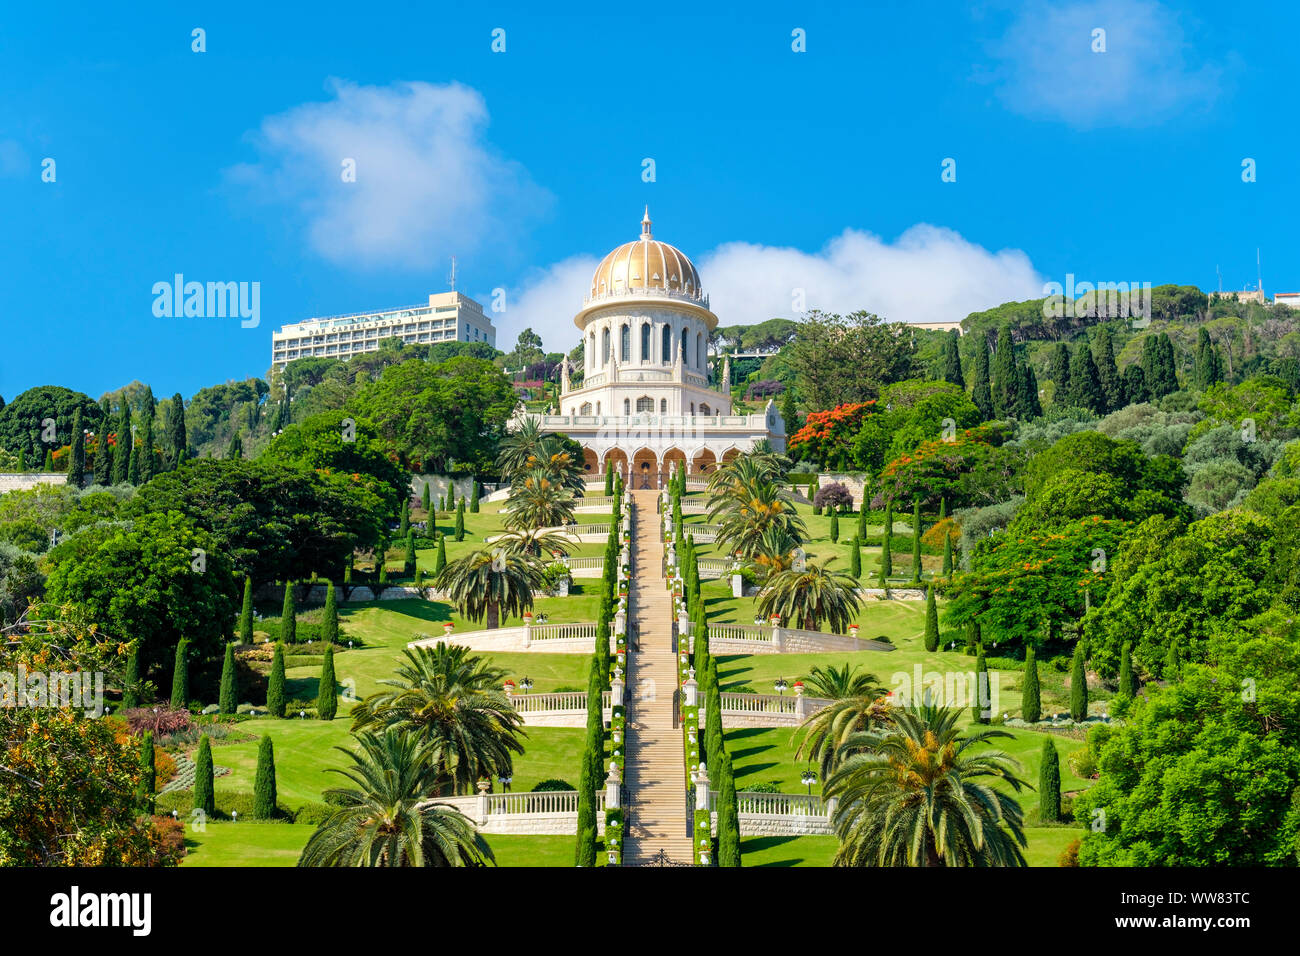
[695,764,711,811]
[522,614,532,648]
[476,779,490,826]
[611,677,624,709]
[683,674,698,709]
[770,619,783,652]
[605,763,621,809]
[731,573,744,598]
[794,683,809,721]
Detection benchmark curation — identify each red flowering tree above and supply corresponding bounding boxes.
[875,425,1021,508]
[787,401,876,465]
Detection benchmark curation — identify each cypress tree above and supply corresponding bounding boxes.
[1018,362,1042,418]
[575,654,602,866]
[971,340,993,419]
[253,735,277,818]
[43,448,54,472]
[435,533,447,574]
[139,731,156,813]
[829,511,839,543]
[194,734,215,817]
[403,529,416,577]
[399,498,410,536]
[169,639,189,709]
[909,497,922,584]
[1069,641,1088,721]
[17,448,25,473]
[1116,640,1136,704]
[280,582,296,644]
[321,582,338,645]
[267,642,286,717]
[877,499,893,585]
[122,642,141,709]
[218,642,237,715]
[695,616,712,694]
[1068,342,1105,414]
[469,480,479,513]
[991,326,1019,418]
[454,499,465,541]
[93,430,112,484]
[942,528,953,579]
[421,481,431,513]
[378,562,388,585]
[810,476,820,514]
[139,411,156,482]
[1122,363,1148,404]
[923,585,939,651]
[1048,342,1071,403]
[1038,738,1061,823]
[972,644,988,723]
[165,392,187,469]
[226,431,243,461]
[780,387,799,434]
[1194,327,1223,388]
[717,753,742,867]
[1142,333,1178,398]
[857,499,868,540]
[849,537,861,578]
[705,657,724,770]
[69,408,85,487]
[1093,327,1123,412]
[447,484,456,512]
[941,329,965,389]
[316,644,337,720]
[604,467,613,496]
[112,402,132,484]
[965,619,980,655]
[1022,644,1041,722]
[238,576,253,643]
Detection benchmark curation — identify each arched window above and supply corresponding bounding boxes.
[700,403,711,416]
[620,324,630,362]
[602,327,611,365]
[588,333,595,368]
[623,398,630,415]
[696,332,703,369]
[641,323,651,362]
[662,324,671,363]
[660,398,668,413]
[636,396,654,412]
[579,402,592,415]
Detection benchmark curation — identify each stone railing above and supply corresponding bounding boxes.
[690,622,895,655]
[431,790,608,835]
[505,690,614,727]
[573,496,616,512]
[486,523,611,544]
[695,558,732,580]
[678,524,720,543]
[408,620,597,654]
[704,790,835,837]
[559,556,604,578]
[679,499,710,514]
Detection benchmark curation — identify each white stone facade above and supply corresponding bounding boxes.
[530,211,784,489]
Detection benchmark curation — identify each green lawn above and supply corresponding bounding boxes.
[180,823,584,867]
[740,826,1079,867]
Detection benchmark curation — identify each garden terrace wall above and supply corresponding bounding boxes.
[408,622,598,654]
[431,791,608,835]
[705,791,834,837]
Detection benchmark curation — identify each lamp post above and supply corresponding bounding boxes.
[774,677,789,696]
[498,775,512,793]
[801,768,817,796]
[520,676,534,694]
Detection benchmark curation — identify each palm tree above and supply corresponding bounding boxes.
[493,527,574,560]
[757,559,861,633]
[793,663,890,778]
[503,468,577,533]
[298,728,495,867]
[709,474,807,561]
[350,643,525,794]
[434,547,545,629]
[520,445,586,496]
[824,700,1029,867]
[497,416,547,481]
[748,524,803,577]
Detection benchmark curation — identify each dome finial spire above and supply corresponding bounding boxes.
[641,206,652,238]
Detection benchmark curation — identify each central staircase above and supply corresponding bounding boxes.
[622,489,694,864]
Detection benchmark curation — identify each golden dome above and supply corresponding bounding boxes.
[588,208,704,304]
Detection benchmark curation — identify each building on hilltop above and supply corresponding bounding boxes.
[525,208,785,490]
[270,291,496,369]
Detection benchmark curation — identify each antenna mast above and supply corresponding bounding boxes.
[448,256,457,292]
[1257,248,1263,296]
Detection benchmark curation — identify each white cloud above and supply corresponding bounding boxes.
[227,80,549,268]
[986,0,1222,127]
[508,225,1044,355]
[493,255,599,355]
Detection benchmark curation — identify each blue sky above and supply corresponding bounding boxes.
[2,0,1295,401]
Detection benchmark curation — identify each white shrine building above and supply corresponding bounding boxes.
[529,209,785,489]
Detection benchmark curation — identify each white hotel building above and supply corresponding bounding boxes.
[270,291,497,369]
